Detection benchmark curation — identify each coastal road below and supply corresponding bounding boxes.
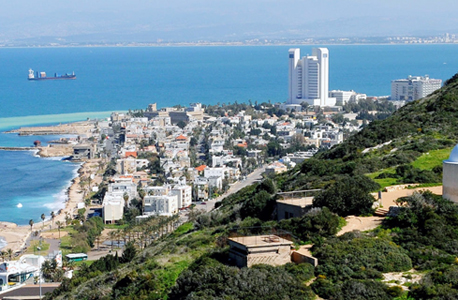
[199,167,265,212]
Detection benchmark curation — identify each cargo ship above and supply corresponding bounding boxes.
[28,68,76,80]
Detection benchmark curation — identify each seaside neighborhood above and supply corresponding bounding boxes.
[0,47,452,299]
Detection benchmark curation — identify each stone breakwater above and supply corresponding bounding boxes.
[0,145,74,157]
[6,121,94,136]
[0,146,35,151]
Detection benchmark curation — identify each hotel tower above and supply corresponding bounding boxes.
[287,48,335,107]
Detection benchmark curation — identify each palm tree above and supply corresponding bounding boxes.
[0,251,6,262]
[138,189,146,214]
[29,219,34,232]
[115,229,122,248]
[63,259,75,271]
[123,192,129,208]
[108,231,117,251]
[65,213,71,226]
[6,249,13,261]
[50,211,56,228]
[55,221,63,239]
[41,213,46,230]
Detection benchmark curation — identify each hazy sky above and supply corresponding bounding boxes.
[1,0,458,43]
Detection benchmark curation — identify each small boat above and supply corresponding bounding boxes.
[16,203,22,208]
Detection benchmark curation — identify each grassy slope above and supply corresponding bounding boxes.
[367,147,453,189]
[53,223,219,300]
[321,74,458,162]
[411,147,453,170]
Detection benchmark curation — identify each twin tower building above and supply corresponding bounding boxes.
[287,47,336,107]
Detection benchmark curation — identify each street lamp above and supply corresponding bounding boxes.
[36,245,42,299]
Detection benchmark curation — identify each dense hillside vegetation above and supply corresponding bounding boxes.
[47,74,458,299]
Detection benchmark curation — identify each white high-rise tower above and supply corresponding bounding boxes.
[287,48,335,107]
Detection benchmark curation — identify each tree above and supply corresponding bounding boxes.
[138,189,146,214]
[108,231,117,251]
[123,192,129,208]
[41,213,46,230]
[50,211,56,228]
[29,219,34,231]
[313,175,379,216]
[6,249,13,261]
[177,120,187,129]
[0,251,6,262]
[55,221,63,239]
[121,241,137,263]
[241,190,276,221]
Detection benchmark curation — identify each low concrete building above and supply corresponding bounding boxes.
[265,162,288,175]
[73,144,96,160]
[291,245,319,267]
[228,235,293,268]
[276,197,314,221]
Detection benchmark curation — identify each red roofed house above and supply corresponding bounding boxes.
[175,134,188,141]
[237,141,248,148]
[195,165,207,174]
[125,151,138,158]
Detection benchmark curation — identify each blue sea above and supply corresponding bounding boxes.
[0,44,458,229]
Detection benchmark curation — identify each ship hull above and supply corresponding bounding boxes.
[28,76,76,81]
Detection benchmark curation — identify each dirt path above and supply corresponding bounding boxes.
[337,216,384,236]
[379,186,442,208]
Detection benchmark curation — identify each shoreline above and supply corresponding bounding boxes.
[0,120,103,253]
[0,159,98,253]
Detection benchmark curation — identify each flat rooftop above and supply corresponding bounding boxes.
[276,197,314,207]
[228,235,293,247]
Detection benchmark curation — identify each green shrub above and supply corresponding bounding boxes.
[313,175,380,216]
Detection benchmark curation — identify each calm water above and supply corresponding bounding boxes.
[0,45,457,119]
[0,44,457,227]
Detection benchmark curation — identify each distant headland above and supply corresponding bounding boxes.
[1,33,457,48]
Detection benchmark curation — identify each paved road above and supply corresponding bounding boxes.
[0,283,59,299]
[199,167,265,212]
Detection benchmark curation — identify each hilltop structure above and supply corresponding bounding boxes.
[391,75,442,101]
[443,144,458,203]
[286,48,336,107]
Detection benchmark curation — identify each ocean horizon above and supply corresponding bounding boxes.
[1,44,457,226]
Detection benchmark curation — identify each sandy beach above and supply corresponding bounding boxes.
[0,158,103,254]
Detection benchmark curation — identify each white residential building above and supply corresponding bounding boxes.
[108,177,137,201]
[102,193,124,224]
[287,48,336,107]
[329,90,353,106]
[204,166,227,179]
[116,157,149,174]
[208,176,223,191]
[146,185,171,196]
[172,185,192,208]
[209,138,225,153]
[391,75,442,101]
[194,177,209,200]
[143,194,178,216]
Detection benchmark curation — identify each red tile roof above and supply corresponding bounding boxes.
[176,134,188,141]
[125,151,138,158]
[195,165,207,172]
